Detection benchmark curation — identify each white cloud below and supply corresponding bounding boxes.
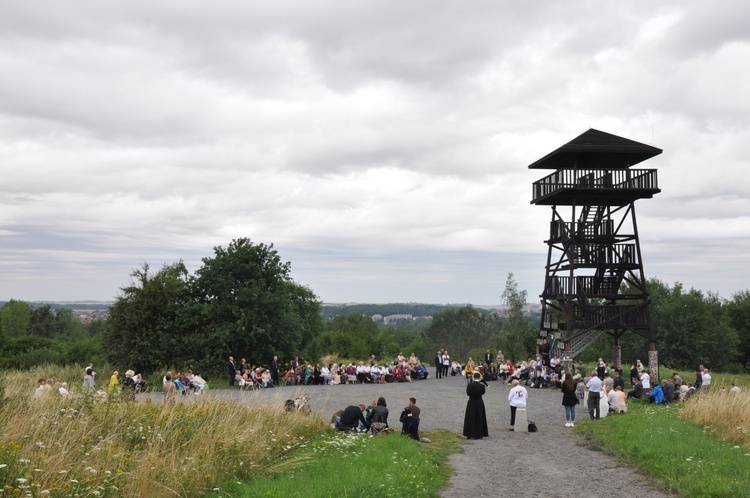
[1,0,749,303]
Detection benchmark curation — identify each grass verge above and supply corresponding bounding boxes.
[577,401,750,497]
[206,430,463,498]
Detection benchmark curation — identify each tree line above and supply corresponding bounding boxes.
[2,240,749,376]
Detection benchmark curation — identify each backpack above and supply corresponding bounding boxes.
[528,421,538,432]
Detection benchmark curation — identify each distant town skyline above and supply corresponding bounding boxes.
[2,1,749,303]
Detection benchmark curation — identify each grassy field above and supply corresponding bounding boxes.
[577,394,750,497]
[206,430,463,498]
[0,366,329,497]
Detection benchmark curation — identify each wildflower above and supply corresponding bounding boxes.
[17,479,28,484]
[18,459,30,464]
[0,464,6,469]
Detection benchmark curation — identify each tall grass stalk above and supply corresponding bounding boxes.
[0,370,328,497]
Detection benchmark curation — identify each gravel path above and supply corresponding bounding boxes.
[153,374,672,497]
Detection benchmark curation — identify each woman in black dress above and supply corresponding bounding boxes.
[463,372,489,439]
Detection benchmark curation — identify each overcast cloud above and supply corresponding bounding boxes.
[1,0,749,304]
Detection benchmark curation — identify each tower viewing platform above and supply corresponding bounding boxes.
[530,129,661,206]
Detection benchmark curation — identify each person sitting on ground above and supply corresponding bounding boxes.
[730,382,741,393]
[672,372,684,390]
[549,370,560,389]
[368,397,389,431]
[627,379,645,399]
[684,382,697,400]
[334,404,370,431]
[607,387,619,413]
[693,371,703,390]
[400,398,421,441]
[678,382,689,401]
[661,379,672,403]
[616,386,627,413]
[59,382,70,398]
[648,383,665,404]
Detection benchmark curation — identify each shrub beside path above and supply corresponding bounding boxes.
[185,374,673,497]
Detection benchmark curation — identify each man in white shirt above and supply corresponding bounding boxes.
[507,379,528,431]
[640,370,651,391]
[701,369,711,387]
[586,371,602,419]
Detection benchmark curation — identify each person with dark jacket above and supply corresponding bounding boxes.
[561,373,579,427]
[400,398,421,440]
[335,404,370,431]
[463,372,489,439]
[227,356,237,387]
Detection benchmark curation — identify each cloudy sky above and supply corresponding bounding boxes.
[1,1,749,304]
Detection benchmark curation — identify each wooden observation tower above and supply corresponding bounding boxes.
[529,129,662,376]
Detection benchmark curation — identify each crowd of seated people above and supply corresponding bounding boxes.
[281,353,431,386]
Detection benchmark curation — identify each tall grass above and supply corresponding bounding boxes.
[0,368,328,497]
[681,382,750,448]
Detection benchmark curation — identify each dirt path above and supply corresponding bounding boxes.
[155,374,672,497]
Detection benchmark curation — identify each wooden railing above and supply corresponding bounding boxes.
[550,220,614,241]
[532,168,658,201]
[546,276,623,296]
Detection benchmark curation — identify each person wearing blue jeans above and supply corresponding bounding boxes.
[561,374,579,427]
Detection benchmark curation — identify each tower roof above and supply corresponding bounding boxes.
[527,129,662,170]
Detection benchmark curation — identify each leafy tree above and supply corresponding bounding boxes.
[648,279,739,371]
[0,300,32,339]
[106,262,191,373]
[191,238,322,368]
[425,306,501,361]
[29,305,56,338]
[498,273,537,362]
[726,290,750,368]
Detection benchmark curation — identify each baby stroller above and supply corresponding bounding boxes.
[173,379,188,396]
